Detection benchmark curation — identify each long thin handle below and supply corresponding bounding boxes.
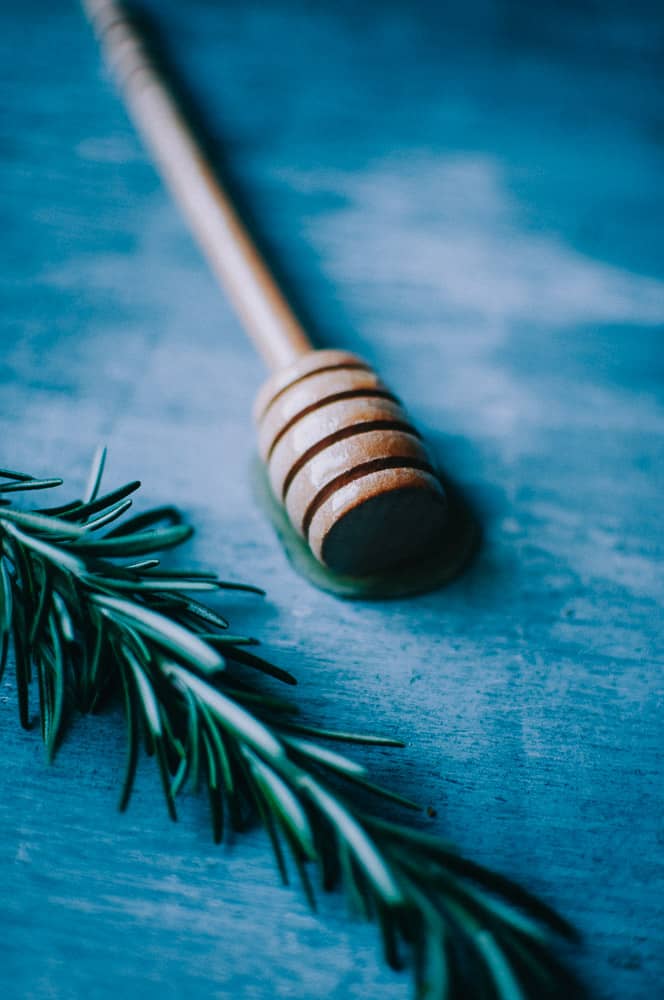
[83,0,313,371]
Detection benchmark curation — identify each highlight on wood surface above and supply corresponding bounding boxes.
[83,0,454,580]
[0,454,577,999]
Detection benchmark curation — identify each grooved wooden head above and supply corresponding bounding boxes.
[254,350,447,575]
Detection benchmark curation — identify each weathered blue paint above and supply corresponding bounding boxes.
[1,2,662,998]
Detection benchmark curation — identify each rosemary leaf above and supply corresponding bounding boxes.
[243,747,317,861]
[0,478,63,493]
[167,664,285,763]
[0,468,36,481]
[104,505,182,537]
[2,521,85,576]
[223,645,297,685]
[0,557,12,681]
[59,481,141,522]
[118,662,140,811]
[281,734,368,777]
[0,508,90,537]
[83,446,107,505]
[298,775,404,907]
[92,593,224,674]
[71,524,193,556]
[83,498,133,532]
[276,722,404,747]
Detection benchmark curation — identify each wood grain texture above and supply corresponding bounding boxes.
[1,1,663,998]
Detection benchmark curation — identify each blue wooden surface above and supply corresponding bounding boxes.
[1,1,663,997]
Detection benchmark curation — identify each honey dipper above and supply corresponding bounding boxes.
[83,0,448,577]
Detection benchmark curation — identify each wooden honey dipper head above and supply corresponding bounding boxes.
[254,350,447,575]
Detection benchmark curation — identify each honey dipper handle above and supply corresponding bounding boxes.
[83,0,313,371]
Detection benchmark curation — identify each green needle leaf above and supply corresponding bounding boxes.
[244,747,317,861]
[281,735,368,777]
[83,498,133,531]
[166,664,285,764]
[198,634,257,647]
[298,775,404,907]
[125,559,161,571]
[118,663,140,811]
[84,446,107,504]
[71,524,193,556]
[60,481,141,522]
[474,927,526,1000]
[0,508,90,537]
[0,478,63,493]
[277,723,404,746]
[224,645,297,685]
[93,576,222,592]
[46,613,66,761]
[124,649,162,736]
[0,557,13,681]
[2,520,85,576]
[104,505,182,537]
[92,593,224,674]
[0,468,36,481]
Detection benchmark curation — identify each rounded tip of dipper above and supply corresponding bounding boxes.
[312,466,447,576]
[255,349,447,577]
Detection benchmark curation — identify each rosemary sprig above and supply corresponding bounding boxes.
[0,450,577,998]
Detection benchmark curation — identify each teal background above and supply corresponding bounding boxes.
[1,1,663,997]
